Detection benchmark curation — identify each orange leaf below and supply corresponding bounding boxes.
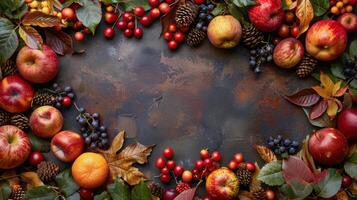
[22,11,62,27]
[327,100,338,119]
[334,85,348,97]
[295,0,314,37]
[312,86,330,99]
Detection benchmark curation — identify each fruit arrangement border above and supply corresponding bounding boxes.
[1,0,357,199]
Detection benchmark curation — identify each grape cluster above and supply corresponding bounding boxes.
[195,1,215,32]
[343,59,357,79]
[75,107,109,149]
[249,43,274,73]
[267,135,300,156]
[52,83,75,108]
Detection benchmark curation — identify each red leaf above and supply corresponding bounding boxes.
[45,30,73,55]
[173,188,196,200]
[282,156,315,184]
[160,0,187,35]
[22,11,62,27]
[309,100,327,120]
[284,88,320,107]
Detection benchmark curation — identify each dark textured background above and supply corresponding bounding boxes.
[57,22,316,179]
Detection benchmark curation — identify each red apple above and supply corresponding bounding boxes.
[16,45,59,83]
[308,128,348,166]
[305,20,347,61]
[0,75,34,113]
[207,15,242,48]
[248,0,284,32]
[337,13,357,34]
[51,130,84,162]
[0,125,31,169]
[273,38,304,68]
[205,167,239,200]
[337,108,357,141]
[30,106,63,138]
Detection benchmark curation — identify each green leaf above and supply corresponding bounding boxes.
[75,0,102,34]
[311,0,329,17]
[289,180,314,199]
[118,0,150,11]
[302,108,334,128]
[67,192,80,200]
[258,160,285,186]
[28,132,50,152]
[0,180,11,200]
[344,152,357,179]
[131,181,151,200]
[211,3,226,16]
[0,0,27,18]
[350,79,357,89]
[108,179,131,200]
[231,0,256,7]
[55,169,79,197]
[0,17,18,64]
[315,169,342,198]
[94,191,111,200]
[228,4,249,26]
[350,40,357,59]
[24,186,57,200]
[330,61,346,80]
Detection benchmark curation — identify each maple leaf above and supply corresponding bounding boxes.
[97,131,155,186]
[311,71,347,119]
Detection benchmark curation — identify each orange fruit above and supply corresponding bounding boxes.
[72,152,109,189]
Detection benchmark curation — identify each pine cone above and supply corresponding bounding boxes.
[241,25,265,49]
[32,93,56,108]
[1,59,18,77]
[10,114,29,130]
[237,168,252,187]
[0,109,11,126]
[11,184,25,200]
[149,182,163,198]
[186,28,206,47]
[252,187,266,200]
[176,182,191,193]
[37,161,60,183]
[175,2,199,29]
[296,54,318,78]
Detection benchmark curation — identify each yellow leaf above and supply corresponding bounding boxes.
[320,71,334,94]
[21,172,44,189]
[327,100,338,119]
[295,0,314,37]
[312,86,330,99]
[285,0,297,9]
[332,81,343,96]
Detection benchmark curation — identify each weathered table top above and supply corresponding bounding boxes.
[57,22,315,178]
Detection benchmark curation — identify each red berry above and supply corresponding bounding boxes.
[211,151,221,162]
[168,40,178,50]
[134,27,143,39]
[278,24,290,38]
[246,161,256,172]
[291,26,299,37]
[182,170,193,183]
[103,27,115,39]
[163,31,173,41]
[62,96,72,107]
[140,15,152,27]
[166,160,175,169]
[203,158,212,167]
[165,0,175,3]
[163,189,178,200]
[163,147,174,159]
[61,8,75,20]
[133,6,145,17]
[155,157,166,169]
[73,21,83,30]
[272,37,281,46]
[123,12,134,22]
[233,153,244,163]
[159,2,171,14]
[123,28,133,38]
[168,24,177,33]
[127,21,135,29]
[83,28,91,34]
[117,20,127,30]
[174,32,185,43]
[228,160,238,170]
[104,12,117,24]
[192,168,200,180]
[29,151,44,166]
[74,31,84,42]
[202,196,212,200]
[79,188,94,200]
[200,149,210,160]
[148,0,160,7]
[161,167,170,175]
[342,175,352,188]
[160,173,171,183]
[195,160,204,170]
[265,189,275,200]
[150,8,161,19]
[174,165,184,176]
[194,0,205,4]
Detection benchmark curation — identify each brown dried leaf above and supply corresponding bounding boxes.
[297,136,318,174]
[21,172,44,190]
[295,0,314,37]
[250,162,261,191]
[238,191,253,200]
[18,25,43,49]
[45,30,74,55]
[336,190,349,200]
[160,0,187,35]
[22,11,62,27]
[255,145,277,163]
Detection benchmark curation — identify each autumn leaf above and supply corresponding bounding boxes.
[296,136,319,174]
[173,187,196,200]
[250,163,262,191]
[255,145,277,163]
[284,88,320,107]
[21,172,44,190]
[160,0,187,35]
[0,170,20,186]
[45,30,74,55]
[97,131,155,186]
[18,25,43,49]
[22,11,62,27]
[309,100,327,120]
[295,0,314,37]
[285,0,297,10]
[282,156,315,184]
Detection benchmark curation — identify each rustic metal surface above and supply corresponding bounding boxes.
[57,23,316,177]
